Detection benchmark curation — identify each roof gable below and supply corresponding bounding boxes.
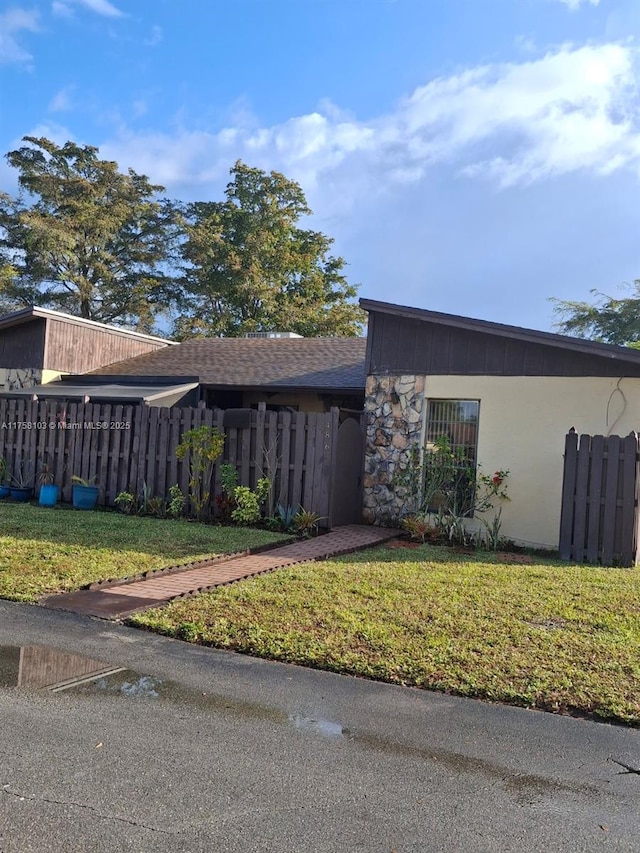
[0,307,175,346]
[361,299,640,378]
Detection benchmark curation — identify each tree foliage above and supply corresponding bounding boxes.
[176,161,365,338]
[550,280,640,346]
[0,141,364,338]
[0,137,181,332]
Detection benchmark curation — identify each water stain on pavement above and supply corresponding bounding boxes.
[0,644,617,802]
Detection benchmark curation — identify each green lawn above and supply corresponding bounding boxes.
[131,543,640,725]
[0,502,288,602]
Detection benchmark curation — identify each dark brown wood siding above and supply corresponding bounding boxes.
[366,312,640,378]
[0,319,46,367]
[45,318,169,373]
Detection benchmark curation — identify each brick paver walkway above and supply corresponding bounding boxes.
[41,525,400,620]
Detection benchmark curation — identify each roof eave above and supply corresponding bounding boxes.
[0,306,176,345]
[202,383,364,394]
[360,298,640,365]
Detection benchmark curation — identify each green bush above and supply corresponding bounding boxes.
[175,425,225,519]
[230,478,271,525]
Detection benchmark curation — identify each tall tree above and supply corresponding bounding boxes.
[176,161,365,338]
[551,280,640,346]
[0,137,181,332]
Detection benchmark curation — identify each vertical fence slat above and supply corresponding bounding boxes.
[312,414,328,520]
[95,405,110,504]
[254,404,265,484]
[156,408,169,498]
[601,435,620,566]
[585,434,604,563]
[119,406,135,493]
[56,405,69,499]
[212,408,225,502]
[108,405,124,503]
[45,401,58,473]
[145,406,159,493]
[291,413,305,511]
[265,411,278,500]
[240,421,251,487]
[0,399,7,459]
[167,407,180,492]
[570,434,591,561]
[302,413,316,511]
[620,433,638,567]
[178,407,191,506]
[278,412,291,507]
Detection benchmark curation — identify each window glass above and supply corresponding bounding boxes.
[424,399,479,516]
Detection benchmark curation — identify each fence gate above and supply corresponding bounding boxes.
[559,428,640,566]
[328,414,365,527]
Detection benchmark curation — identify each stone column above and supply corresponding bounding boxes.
[362,373,425,524]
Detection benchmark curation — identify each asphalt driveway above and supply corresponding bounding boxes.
[0,600,637,852]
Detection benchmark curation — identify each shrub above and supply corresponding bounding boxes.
[230,478,271,525]
[167,484,186,519]
[175,425,225,519]
[292,508,323,538]
[401,514,436,543]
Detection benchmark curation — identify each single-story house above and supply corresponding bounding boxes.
[82,335,367,412]
[361,298,640,550]
[0,306,175,391]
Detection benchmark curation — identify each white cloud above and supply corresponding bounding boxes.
[0,7,39,65]
[98,41,638,207]
[51,1,73,19]
[48,86,74,113]
[144,24,162,46]
[558,0,600,9]
[52,0,124,19]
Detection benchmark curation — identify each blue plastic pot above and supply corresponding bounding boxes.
[72,484,99,510]
[39,484,60,507]
[0,485,9,499]
[10,487,33,502]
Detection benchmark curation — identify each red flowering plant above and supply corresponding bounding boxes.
[474,469,510,513]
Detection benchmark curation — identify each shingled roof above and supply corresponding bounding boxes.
[90,337,367,392]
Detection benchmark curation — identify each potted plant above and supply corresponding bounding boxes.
[38,464,59,508]
[0,458,9,499]
[71,475,100,510]
[9,462,34,502]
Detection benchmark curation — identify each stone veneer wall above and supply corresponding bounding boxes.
[0,367,42,391]
[363,373,425,524]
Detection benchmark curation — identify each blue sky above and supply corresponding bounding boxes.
[1,0,639,332]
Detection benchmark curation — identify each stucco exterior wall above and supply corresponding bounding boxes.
[363,372,640,549]
[423,375,640,548]
[41,370,63,385]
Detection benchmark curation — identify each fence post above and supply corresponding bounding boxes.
[559,429,578,561]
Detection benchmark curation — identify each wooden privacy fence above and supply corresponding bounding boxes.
[0,398,341,525]
[559,428,640,566]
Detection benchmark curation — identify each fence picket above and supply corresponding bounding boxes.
[303,413,317,511]
[291,413,305,512]
[279,412,292,507]
[601,435,620,565]
[620,433,638,567]
[585,434,604,563]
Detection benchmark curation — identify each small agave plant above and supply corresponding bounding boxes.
[292,508,323,538]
